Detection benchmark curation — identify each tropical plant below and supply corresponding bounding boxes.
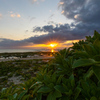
[1,30,100,99]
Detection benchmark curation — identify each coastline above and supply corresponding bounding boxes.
[0,51,56,62]
[0,55,54,62]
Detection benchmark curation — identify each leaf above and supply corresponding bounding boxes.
[47,90,62,100]
[65,89,73,96]
[32,84,43,95]
[84,68,94,80]
[18,90,27,100]
[43,75,51,85]
[74,87,81,100]
[37,93,42,100]
[54,85,66,93]
[92,65,100,81]
[37,86,52,93]
[90,96,97,100]
[93,55,100,61]
[29,81,42,89]
[13,93,17,99]
[59,96,69,100]
[81,80,89,92]
[93,38,100,53]
[56,75,63,84]
[93,30,100,39]
[83,44,97,56]
[51,73,57,83]
[69,74,75,88]
[22,95,30,100]
[74,51,89,58]
[1,88,7,92]
[62,83,69,91]
[72,59,96,68]
[8,95,13,100]
[80,80,91,98]
[47,83,54,89]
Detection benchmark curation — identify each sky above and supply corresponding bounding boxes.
[0,0,100,49]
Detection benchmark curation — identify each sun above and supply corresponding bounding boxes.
[50,44,55,47]
[50,43,57,48]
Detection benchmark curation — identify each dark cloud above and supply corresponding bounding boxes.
[60,0,100,23]
[31,0,100,43]
[0,38,32,49]
[0,0,100,48]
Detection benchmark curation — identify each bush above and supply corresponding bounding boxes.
[1,31,100,100]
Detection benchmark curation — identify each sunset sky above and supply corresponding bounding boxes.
[0,0,100,49]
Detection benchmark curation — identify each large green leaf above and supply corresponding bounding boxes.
[72,59,96,68]
[92,65,100,81]
[47,90,62,100]
[37,86,52,93]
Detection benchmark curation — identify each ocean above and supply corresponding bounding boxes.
[0,49,58,53]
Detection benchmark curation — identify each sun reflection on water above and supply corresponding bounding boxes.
[51,49,54,52]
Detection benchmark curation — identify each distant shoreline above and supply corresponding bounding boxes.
[0,49,59,53]
[0,51,56,62]
[0,56,54,62]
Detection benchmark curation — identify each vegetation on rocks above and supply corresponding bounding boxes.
[1,31,100,100]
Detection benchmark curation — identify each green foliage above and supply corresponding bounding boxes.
[72,59,96,68]
[1,30,100,99]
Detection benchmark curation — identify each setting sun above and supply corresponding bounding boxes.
[50,44,57,48]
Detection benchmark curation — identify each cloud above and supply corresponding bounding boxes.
[29,0,44,4]
[29,0,37,4]
[0,13,2,19]
[10,14,16,17]
[0,22,98,49]
[59,2,64,5]
[17,14,21,18]
[61,10,64,14]
[0,0,100,49]
[0,38,30,49]
[10,13,21,18]
[60,0,100,23]
[32,23,96,44]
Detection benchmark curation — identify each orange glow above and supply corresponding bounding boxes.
[49,43,57,48]
[22,39,80,49]
[51,49,54,52]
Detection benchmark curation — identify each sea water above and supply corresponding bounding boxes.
[0,49,58,53]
